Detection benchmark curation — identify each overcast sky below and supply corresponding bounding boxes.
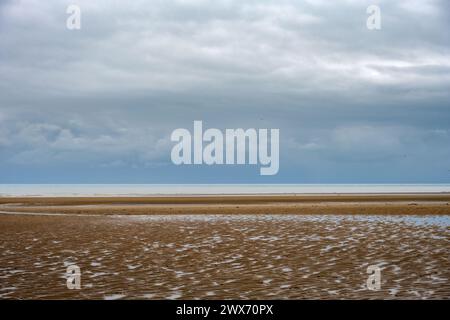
[0,0,449,183]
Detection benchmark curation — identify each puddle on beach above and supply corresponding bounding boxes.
[0,213,448,299]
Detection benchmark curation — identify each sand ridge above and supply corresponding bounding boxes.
[1,194,449,215]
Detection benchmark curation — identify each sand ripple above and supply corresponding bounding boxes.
[0,214,448,299]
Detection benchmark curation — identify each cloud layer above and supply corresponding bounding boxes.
[0,0,449,182]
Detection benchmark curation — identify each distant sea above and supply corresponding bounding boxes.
[1,184,450,196]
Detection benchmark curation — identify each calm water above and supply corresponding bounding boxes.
[1,184,450,196]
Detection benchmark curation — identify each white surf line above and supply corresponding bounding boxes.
[0,210,101,217]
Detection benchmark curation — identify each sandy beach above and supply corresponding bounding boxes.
[1,194,450,215]
[0,194,449,299]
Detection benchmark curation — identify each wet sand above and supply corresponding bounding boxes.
[0,194,449,299]
[1,194,450,215]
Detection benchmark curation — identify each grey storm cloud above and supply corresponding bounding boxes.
[0,0,449,182]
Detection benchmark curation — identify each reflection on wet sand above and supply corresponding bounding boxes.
[0,214,448,299]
